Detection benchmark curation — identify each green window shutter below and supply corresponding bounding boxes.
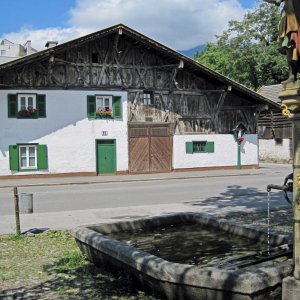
[87,95,96,118]
[37,94,46,117]
[205,141,215,153]
[112,96,122,118]
[9,145,19,170]
[186,142,193,154]
[8,94,17,118]
[37,144,48,170]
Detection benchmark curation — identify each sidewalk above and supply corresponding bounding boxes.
[0,163,283,188]
[0,163,291,235]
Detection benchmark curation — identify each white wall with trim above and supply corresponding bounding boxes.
[173,134,258,169]
[0,90,128,175]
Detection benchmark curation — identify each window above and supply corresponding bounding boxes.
[9,144,48,171]
[193,141,206,153]
[143,91,153,106]
[96,96,112,117]
[1,50,5,56]
[8,94,46,118]
[96,95,112,111]
[18,94,36,113]
[186,141,214,154]
[19,145,37,169]
[92,53,99,63]
[87,95,122,119]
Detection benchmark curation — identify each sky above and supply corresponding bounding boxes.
[0,0,260,51]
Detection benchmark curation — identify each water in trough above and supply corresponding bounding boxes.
[110,222,269,266]
[73,213,293,300]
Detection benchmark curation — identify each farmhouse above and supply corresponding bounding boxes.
[0,24,278,177]
[257,84,292,163]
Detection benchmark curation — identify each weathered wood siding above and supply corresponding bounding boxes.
[258,110,292,139]
[0,32,261,134]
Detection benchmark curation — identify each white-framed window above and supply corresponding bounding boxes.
[143,92,153,105]
[96,95,112,111]
[19,145,37,169]
[8,93,46,118]
[18,94,36,111]
[1,50,6,56]
[95,95,113,117]
[87,95,122,119]
[9,144,48,171]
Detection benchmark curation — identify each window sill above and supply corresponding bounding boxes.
[13,116,46,119]
[88,116,122,120]
[18,168,38,172]
[96,116,113,119]
[188,152,213,154]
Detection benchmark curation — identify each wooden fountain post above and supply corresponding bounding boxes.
[280,81,300,299]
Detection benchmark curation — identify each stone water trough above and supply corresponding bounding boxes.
[72,213,293,300]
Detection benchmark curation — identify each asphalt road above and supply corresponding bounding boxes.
[0,164,291,216]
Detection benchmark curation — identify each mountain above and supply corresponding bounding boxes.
[178,44,206,58]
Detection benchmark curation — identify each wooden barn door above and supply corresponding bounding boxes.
[129,125,172,173]
[129,127,150,172]
[149,127,172,172]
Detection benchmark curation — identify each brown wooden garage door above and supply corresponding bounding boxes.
[129,125,172,173]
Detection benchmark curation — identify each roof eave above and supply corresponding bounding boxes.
[0,24,281,109]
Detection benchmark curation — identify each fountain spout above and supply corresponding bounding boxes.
[267,173,293,205]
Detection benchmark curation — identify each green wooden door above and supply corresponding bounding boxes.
[96,140,116,174]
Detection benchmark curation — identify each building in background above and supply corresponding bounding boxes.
[0,39,37,64]
[257,84,293,163]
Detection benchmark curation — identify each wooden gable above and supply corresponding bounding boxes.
[0,24,278,134]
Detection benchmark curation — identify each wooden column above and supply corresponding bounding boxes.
[13,187,21,235]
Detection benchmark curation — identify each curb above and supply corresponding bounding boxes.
[0,172,262,189]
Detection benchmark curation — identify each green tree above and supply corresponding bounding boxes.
[194,2,288,90]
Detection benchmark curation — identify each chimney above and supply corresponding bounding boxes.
[24,40,31,55]
[45,41,58,49]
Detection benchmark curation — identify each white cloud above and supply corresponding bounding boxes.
[0,26,91,51]
[68,0,247,49]
[0,0,248,51]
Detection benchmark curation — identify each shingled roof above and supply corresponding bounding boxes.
[257,84,282,106]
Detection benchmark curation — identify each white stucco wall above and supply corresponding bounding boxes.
[0,90,128,175]
[173,134,258,169]
[259,139,292,163]
[0,43,23,58]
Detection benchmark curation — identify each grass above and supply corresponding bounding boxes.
[0,207,293,299]
[0,230,159,299]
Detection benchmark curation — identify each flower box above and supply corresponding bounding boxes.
[18,108,38,118]
[96,108,113,119]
